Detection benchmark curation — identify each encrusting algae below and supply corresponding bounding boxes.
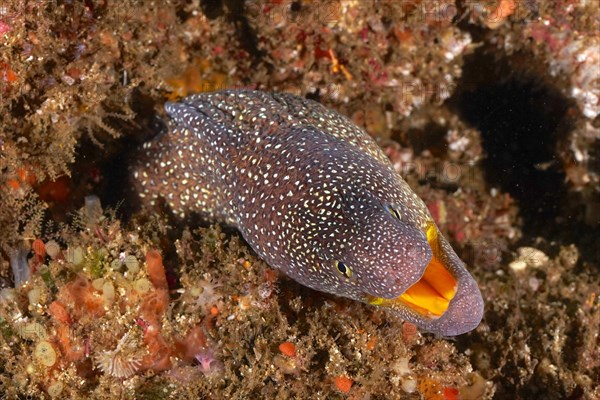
[0,204,225,398]
[0,201,489,399]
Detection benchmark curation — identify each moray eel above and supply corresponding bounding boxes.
[131,89,483,336]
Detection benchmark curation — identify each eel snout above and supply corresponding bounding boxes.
[367,225,484,336]
[405,233,484,336]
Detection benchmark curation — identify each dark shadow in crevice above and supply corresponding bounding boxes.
[223,0,270,70]
[199,0,224,20]
[404,121,449,158]
[448,48,573,238]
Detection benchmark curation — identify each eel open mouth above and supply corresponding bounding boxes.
[366,223,458,318]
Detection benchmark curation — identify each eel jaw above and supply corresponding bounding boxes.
[365,223,484,336]
[366,254,457,318]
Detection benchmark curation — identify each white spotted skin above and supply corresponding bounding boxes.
[131,90,484,336]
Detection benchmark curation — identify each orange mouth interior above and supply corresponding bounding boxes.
[367,224,458,317]
[396,256,457,316]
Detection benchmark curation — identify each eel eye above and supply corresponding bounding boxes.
[386,204,401,220]
[334,260,352,278]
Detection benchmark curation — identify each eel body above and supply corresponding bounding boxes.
[131,90,484,336]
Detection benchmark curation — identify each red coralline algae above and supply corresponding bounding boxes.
[0,61,17,84]
[442,386,460,400]
[139,250,170,325]
[278,341,297,357]
[6,166,36,190]
[59,275,106,319]
[48,301,72,325]
[334,376,354,393]
[56,324,85,363]
[31,238,46,268]
[146,249,168,290]
[136,250,174,372]
[136,250,220,375]
[32,239,45,257]
[139,290,169,325]
[140,328,172,372]
[174,324,207,363]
